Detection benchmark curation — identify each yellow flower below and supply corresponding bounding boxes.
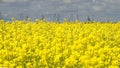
[54,54,62,63]
[108,65,119,68]
[0,19,120,67]
[111,60,119,66]
[16,66,23,68]
[26,62,32,68]
[65,55,77,67]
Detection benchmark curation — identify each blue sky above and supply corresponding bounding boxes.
[0,0,120,21]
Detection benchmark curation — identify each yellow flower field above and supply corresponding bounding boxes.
[0,19,120,68]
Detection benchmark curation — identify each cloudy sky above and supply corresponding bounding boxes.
[0,0,120,21]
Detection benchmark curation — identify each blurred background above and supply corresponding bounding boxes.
[0,0,120,22]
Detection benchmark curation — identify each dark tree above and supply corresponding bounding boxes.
[41,14,45,20]
[76,13,79,21]
[56,14,60,22]
[0,12,3,20]
[87,16,91,22]
[19,13,24,20]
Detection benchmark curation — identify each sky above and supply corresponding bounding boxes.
[0,0,120,21]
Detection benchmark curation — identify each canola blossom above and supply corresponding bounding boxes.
[0,19,120,68]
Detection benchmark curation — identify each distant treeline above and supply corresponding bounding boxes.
[0,12,120,22]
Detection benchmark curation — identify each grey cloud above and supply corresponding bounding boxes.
[0,0,120,21]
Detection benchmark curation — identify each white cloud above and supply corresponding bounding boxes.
[2,0,16,3]
[2,0,28,3]
[92,5,103,11]
[92,0,96,3]
[92,1,106,11]
[104,0,120,4]
[63,0,72,3]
